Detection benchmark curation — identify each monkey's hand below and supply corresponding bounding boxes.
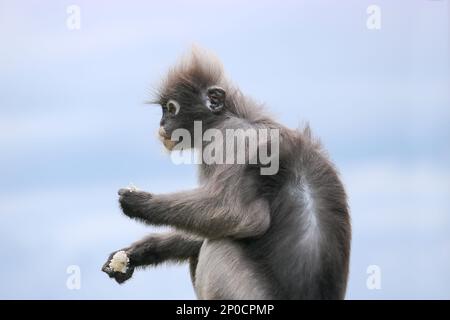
[101,250,135,284]
[118,188,153,220]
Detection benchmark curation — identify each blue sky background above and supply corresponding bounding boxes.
[0,0,449,299]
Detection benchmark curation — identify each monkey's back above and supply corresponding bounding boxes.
[194,128,351,300]
[249,130,351,299]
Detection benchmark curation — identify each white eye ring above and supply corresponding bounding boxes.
[166,100,180,115]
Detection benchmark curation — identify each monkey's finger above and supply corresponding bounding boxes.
[113,268,134,284]
[118,188,131,196]
[101,264,115,278]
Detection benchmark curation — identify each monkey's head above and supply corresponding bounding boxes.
[152,48,228,151]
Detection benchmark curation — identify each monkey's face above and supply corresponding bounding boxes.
[157,86,226,151]
[158,99,182,150]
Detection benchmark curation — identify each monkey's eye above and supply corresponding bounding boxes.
[166,100,180,116]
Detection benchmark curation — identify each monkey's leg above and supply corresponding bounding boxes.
[195,239,275,300]
[118,188,271,239]
[189,255,200,296]
[102,231,203,284]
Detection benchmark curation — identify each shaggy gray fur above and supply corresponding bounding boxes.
[102,48,351,300]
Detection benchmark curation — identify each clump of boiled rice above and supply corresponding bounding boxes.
[109,251,129,273]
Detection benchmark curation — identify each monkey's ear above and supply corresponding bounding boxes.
[205,86,226,113]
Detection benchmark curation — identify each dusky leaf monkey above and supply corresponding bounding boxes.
[102,48,351,300]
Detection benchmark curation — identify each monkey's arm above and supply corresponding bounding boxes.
[102,231,203,283]
[127,231,203,266]
[118,187,270,239]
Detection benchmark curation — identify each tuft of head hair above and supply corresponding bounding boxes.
[154,46,226,105]
[150,46,272,124]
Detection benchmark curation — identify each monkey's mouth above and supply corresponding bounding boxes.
[158,127,176,151]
